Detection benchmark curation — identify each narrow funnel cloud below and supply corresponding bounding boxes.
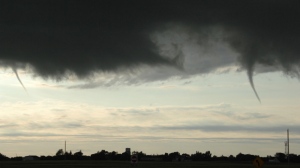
[12,68,28,94]
[247,66,261,103]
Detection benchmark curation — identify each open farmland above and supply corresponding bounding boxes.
[0,161,299,168]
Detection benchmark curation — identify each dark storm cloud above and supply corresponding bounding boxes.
[1,0,300,90]
[0,0,177,79]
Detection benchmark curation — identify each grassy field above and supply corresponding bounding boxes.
[0,160,299,168]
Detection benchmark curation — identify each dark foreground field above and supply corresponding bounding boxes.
[0,161,299,168]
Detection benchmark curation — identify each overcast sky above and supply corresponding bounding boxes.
[1,0,300,157]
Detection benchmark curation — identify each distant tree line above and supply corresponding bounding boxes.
[1,150,300,163]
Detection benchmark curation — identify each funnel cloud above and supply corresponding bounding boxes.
[12,68,28,94]
[1,0,300,99]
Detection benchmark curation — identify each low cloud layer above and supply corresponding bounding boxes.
[1,101,297,140]
[1,100,299,156]
[1,1,300,97]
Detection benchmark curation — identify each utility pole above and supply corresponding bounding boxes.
[65,141,67,160]
[287,129,289,165]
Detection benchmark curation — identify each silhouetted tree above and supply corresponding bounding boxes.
[106,151,118,160]
[162,153,170,161]
[66,150,72,156]
[43,155,53,160]
[55,149,64,156]
[132,151,146,161]
[181,153,191,161]
[91,150,108,160]
[10,156,23,161]
[168,152,180,161]
[219,155,228,161]
[275,152,286,162]
[121,151,130,161]
[111,151,118,160]
[54,149,66,160]
[204,151,212,161]
[288,153,300,163]
[236,153,256,161]
[74,150,83,157]
[228,155,235,161]
[191,151,212,161]
[73,150,83,160]
[0,153,9,160]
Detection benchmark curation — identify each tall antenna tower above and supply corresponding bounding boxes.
[65,140,67,160]
[285,129,289,164]
[65,141,66,154]
[285,141,288,155]
[287,129,289,164]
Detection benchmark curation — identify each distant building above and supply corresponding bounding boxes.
[269,157,280,163]
[23,155,39,161]
[141,156,163,161]
[125,148,131,155]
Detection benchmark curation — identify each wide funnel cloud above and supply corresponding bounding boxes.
[1,0,300,96]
